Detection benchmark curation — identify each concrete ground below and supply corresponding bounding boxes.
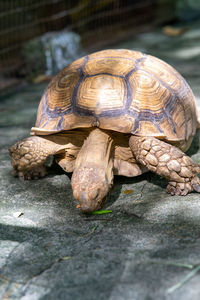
[1,24,200,299]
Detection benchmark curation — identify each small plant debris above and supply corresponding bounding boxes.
[91,210,112,215]
[58,256,71,262]
[13,212,24,218]
[167,264,200,293]
[123,189,134,194]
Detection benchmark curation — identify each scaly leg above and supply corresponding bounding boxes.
[129,136,200,195]
[71,128,114,213]
[9,135,63,180]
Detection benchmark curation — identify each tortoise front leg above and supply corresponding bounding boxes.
[9,136,62,180]
[129,136,200,195]
[71,128,114,213]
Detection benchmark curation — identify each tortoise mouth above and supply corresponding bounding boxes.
[78,192,107,214]
[74,188,102,213]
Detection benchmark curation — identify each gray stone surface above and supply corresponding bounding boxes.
[1,25,200,299]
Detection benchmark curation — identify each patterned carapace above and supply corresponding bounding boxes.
[32,49,197,143]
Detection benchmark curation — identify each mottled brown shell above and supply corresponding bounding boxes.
[31,49,198,149]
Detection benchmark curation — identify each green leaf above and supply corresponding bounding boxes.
[91,210,112,215]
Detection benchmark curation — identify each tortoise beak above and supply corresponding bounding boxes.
[75,190,105,213]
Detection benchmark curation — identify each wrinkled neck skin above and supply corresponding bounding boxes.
[71,128,114,213]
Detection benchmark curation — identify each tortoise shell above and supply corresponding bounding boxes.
[31,49,198,147]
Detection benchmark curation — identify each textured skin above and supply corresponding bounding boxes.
[9,136,50,180]
[9,129,144,180]
[129,136,200,195]
[9,135,68,180]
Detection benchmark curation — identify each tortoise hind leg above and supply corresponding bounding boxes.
[71,128,114,213]
[129,136,200,195]
[9,136,62,180]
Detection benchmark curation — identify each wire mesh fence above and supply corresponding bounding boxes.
[0,0,175,91]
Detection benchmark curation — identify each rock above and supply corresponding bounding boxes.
[23,31,85,79]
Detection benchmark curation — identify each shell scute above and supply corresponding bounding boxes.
[84,57,136,76]
[47,71,79,111]
[77,75,126,114]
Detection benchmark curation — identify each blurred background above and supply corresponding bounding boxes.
[1,0,200,94]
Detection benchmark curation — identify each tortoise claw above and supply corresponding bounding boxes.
[193,184,200,193]
[167,176,200,196]
[17,166,47,180]
[191,176,200,193]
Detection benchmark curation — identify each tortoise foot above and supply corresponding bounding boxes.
[167,176,200,195]
[167,182,192,196]
[14,165,47,180]
[9,136,55,180]
[129,136,200,196]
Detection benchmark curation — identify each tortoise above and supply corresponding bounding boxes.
[9,49,200,213]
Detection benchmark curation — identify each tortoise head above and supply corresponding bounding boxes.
[70,128,114,213]
[71,164,113,213]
